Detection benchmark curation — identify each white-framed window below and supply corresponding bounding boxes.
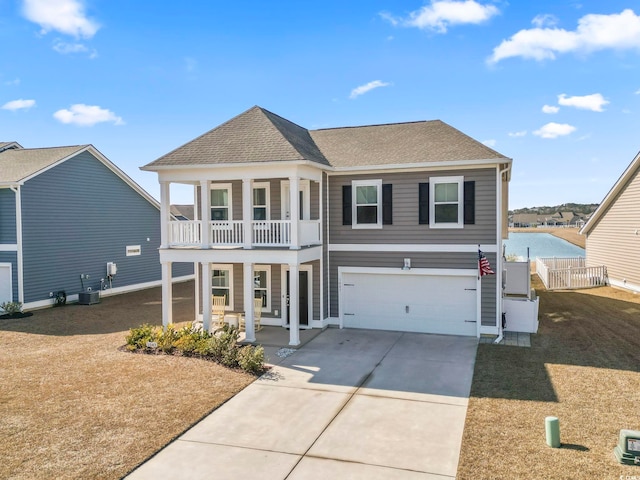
[352,179,382,229]
[254,265,271,312]
[211,264,233,310]
[252,182,270,221]
[210,183,232,221]
[429,176,464,229]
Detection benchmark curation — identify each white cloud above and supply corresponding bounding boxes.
[4,78,21,86]
[349,80,391,99]
[558,93,609,111]
[635,88,640,94]
[2,99,36,111]
[53,40,86,53]
[53,104,124,126]
[22,0,99,38]
[383,0,499,33]
[542,104,560,114]
[532,14,559,28]
[482,139,497,147]
[489,9,640,63]
[533,122,577,139]
[508,130,527,137]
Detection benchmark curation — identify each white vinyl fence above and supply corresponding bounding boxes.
[536,257,607,290]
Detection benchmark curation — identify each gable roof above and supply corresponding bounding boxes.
[146,106,329,168]
[142,106,509,171]
[581,149,640,235]
[0,141,23,153]
[170,204,194,220]
[0,145,88,184]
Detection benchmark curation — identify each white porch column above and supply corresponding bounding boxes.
[161,261,173,329]
[202,262,212,332]
[242,178,253,249]
[243,262,256,342]
[160,181,170,248]
[289,176,300,249]
[288,263,300,346]
[200,180,210,248]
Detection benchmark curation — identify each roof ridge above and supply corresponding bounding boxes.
[311,119,442,132]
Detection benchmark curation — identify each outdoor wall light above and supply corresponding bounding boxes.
[402,258,411,270]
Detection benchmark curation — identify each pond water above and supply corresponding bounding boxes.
[503,232,585,260]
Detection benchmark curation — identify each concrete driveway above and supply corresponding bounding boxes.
[126,329,477,479]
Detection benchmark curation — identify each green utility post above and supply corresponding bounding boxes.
[546,416,561,448]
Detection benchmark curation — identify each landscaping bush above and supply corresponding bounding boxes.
[0,301,23,315]
[124,323,266,374]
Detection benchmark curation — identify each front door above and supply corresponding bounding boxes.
[286,270,309,326]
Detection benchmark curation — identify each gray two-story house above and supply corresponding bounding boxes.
[142,106,511,345]
[0,142,192,310]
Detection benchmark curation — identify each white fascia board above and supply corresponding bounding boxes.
[329,244,498,253]
[0,244,18,252]
[581,150,640,235]
[143,159,331,173]
[159,245,322,265]
[154,162,324,183]
[328,158,512,176]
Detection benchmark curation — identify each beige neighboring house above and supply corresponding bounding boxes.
[580,150,640,292]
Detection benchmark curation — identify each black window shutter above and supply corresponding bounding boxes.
[342,185,352,225]
[382,184,392,225]
[464,181,475,225]
[419,183,429,224]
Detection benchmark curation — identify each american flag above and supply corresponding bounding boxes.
[478,249,495,277]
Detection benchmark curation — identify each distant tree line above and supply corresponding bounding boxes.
[509,203,598,216]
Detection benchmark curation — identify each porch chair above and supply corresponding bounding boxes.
[212,295,227,331]
[240,298,263,333]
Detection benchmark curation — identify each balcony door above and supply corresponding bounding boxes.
[281,180,310,221]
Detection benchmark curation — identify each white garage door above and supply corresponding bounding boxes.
[341,270,478,336]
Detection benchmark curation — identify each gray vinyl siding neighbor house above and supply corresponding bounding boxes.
[581,150,640,292]
[142,106,512,345]
[0,143,193,310]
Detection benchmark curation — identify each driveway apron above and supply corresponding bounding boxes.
[126,329,477,479]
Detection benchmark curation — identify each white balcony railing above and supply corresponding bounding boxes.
[168,219,321,248]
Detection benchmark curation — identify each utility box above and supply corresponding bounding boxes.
[614,429,640,465]
[78,290,100,305]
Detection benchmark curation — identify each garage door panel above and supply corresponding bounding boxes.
[342,272,477,336]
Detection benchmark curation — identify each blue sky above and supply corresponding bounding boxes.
[2,0,640,209]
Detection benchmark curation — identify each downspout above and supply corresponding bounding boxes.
[494,162,511,344]
[10,185,24,305]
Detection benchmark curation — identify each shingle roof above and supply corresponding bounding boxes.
[143,106,508,171]
[0,141,22,152]
[310,120,507,168]
[147,106,329,168]
[170,204,194,220]
[0,145,88,183]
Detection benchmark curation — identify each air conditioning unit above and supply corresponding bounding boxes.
[78,290,100,305]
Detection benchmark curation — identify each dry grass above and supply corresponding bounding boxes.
[510,227,585,248]
[458,276,640,479]
[0,281,255,480]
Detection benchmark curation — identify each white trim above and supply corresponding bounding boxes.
[281,264,313,328]
[337,266,480,337]
[609,277,640,294]
[11,185,24,304]
[329,158,511,174]
[0,262,12,303]
[210,182,233,222]
[0,244,18,251]
[329,243,498,253]
[252,182,271,221]
[22,275,194,311]
[352,179,382,229]
[429,176,464,229]
[159,244,322,265]
[211,264,234,310]
[254,264,271,312]
[280,179,311,221]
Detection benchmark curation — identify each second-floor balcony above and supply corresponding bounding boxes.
[168,219,321,248]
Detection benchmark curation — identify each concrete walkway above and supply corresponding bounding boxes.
[126,329,478,479]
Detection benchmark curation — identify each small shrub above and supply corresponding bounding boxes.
[237,345,265,374]
[125,324,158,350]
[157,324,179,353]
[0,301,23,315]
[210,325,240,367]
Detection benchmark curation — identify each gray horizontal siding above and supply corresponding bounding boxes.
[0,188,17,243]
[21,151,169,303]
[328,168,497,245]
[0,251,18,302]
[329,251,497,327]
[586,168,640,286]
